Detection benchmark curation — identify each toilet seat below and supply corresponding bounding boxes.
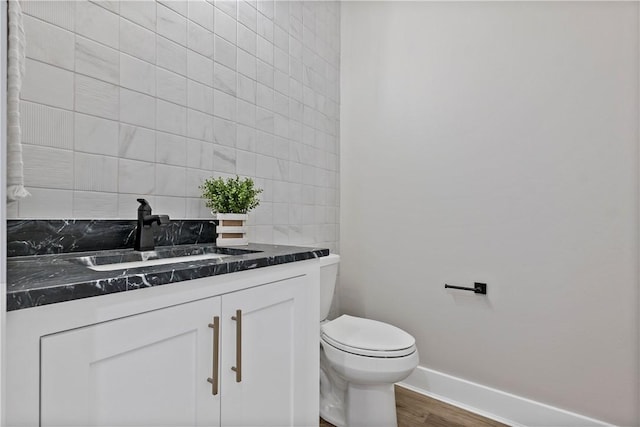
[321,315,416,358]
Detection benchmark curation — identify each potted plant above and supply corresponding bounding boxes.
[200,175,263,246]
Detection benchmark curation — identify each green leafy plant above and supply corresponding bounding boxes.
[200,176,263,214]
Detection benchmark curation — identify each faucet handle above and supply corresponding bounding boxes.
[137,198,151,214]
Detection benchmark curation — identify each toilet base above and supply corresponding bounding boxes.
[346,383,398,427]
[320,348,401,427]
[320,382,398,427]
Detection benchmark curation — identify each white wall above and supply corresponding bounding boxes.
[340,2,638,425]
[8,0,340,252]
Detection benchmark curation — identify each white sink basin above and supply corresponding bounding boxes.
[86,253,230,272]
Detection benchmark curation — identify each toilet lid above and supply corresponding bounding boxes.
[321,315,416,358]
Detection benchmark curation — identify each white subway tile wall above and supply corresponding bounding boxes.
[13,0,340,252]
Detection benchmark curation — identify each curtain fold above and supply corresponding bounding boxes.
[6,0,29,202]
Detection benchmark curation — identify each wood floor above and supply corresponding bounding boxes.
[319,385,509,427]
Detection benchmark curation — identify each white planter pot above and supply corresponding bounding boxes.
[213,213,248,246]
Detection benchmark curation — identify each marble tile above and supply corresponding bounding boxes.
[156,132,187,167]
[91,1,119,14]
[256,130,274,156]
[236,150,256,176]
[289,17,303,44]
[188,0,214,31]
[274,137,289,160]
[257,12,274,42]
[274,47,288,73]
[75,0,119,48]
[74,152,118,192]
[257,36,274,65]
[289,161,303,184]
[237,74,257,103]
[257,60,274,88]
[273,202,289,223]
[75,113,119,156]
[21,102,74,150]
[187,50,214,87]
[156,164,187,197]
[257,83,274,111]
[23,145,74,189]
[236,124,256,151]
[120,1,156,31]
[22,59,74,110]
[214,0,237,19]
[6,200,18,219]
[118,159,156,194]
[120,88,156,129]
[186,168,210,197]
[236,99,256,127]
[75,36,119,84]
[23,15,75,70]
[120,53,156,96]
[256,154,274,179]
[213,118,236,147]
[256,107,275,134]
[214,35,236,70]
[159,0,188,17]
[187,80,214,115]
[154,196,187,218]
[237,49,257,80]
[258,0,275,20]
[18,188,73,218]
[120,17,156,64]
[73,191,119,218]
[157,3,187,46]
[21,0,75,31]
[238,1,257,33]
[186,139,213,170]
[156,68,187,106]
[274,24,288,51]
[274,2,289,31]
[214,6,237,44]
[187,21,214,59]
[290,57,303,82]
[213,89,236,121]
[213,62,237,96]
[187,109,214,142]
[273,179,289,202]
[75,74,119,120]
[156,100,187,136]
[237,24,257,55]
[274,114,288,138]
[273,91,288,116]
[213,144,236,173]
[157,35,187,76]
[119,124,156,162]
[185,196,211,217]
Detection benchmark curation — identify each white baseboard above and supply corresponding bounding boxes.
[398,366,614,427]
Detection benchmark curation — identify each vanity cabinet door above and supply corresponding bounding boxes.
[220,275,318,427]
[40,297,222,427]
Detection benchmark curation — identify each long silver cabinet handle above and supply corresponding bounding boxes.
[231,309,242,382]
[206,316,220,395]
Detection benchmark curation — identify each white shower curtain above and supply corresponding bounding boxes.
[6,0,29,202]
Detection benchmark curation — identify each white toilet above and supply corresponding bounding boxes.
[319,254,419,427]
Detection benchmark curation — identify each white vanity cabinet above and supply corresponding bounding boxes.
[40,297,222,427]
[7,261,320,427]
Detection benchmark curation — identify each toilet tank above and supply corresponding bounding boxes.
[319,254,340,322]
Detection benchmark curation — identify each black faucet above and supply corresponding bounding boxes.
[134,198,170,251]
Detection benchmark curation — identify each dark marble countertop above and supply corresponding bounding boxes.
[7,243,329,311]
